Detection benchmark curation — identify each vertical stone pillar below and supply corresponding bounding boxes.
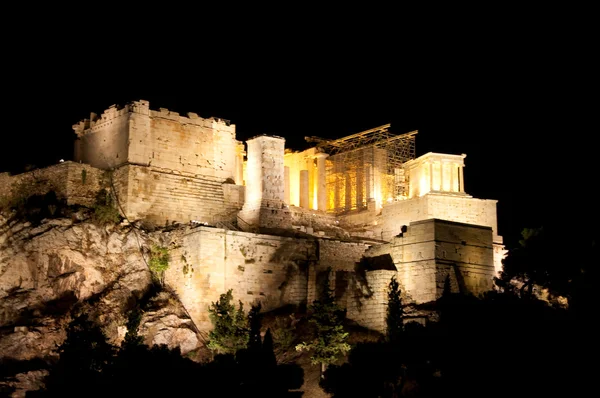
[235,143,245,185]
[365,164,372,201]
[439,161,444,192]
[345,172,352,211]
[315,152,328,211]
[334,160,341,212]
[238,135,291,231]
[300,170,309,209]
[284,166,290,204]
[459,163,465,193]
[373,148,386,212]
[356,164,364,209]
[429,161,434,193]
[450,163,455,192]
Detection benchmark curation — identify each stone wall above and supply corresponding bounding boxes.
[318,239,370,272]
[74,100,240,181]
[166,227,317,330]
[74,104,131,170]
[113,165,242,226]
[345,270,396,333]
[309,239,371,305]
[289,205,341,237]
[338,204,378,229]
[128,103,239,180]
[364,218,495,304]
[0,162,105,208]
[165,227,376,331]
[433,219,495,297]
[378,194,501,243]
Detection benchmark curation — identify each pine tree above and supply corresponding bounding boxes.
[40,314,115,397]
[247,302,263,352]
[386,275,403,344]
[296,268,350,377]
[207,289,249,355]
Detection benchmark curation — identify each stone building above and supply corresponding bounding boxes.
[0,100,505,332]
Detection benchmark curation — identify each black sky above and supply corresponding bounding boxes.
[1,6,595,248]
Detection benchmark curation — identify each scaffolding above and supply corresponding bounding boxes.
[306,124,417,214]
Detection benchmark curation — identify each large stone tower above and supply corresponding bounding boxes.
[237,135,291,231]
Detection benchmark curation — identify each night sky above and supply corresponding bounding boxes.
[2,7,594,249]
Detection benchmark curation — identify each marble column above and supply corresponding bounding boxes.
[300,170,309,209]
[429,161,434,193]
[315,152,328,211]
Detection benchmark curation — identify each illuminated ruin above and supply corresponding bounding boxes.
[0,100,506,331]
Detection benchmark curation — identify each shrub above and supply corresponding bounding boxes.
[92,189,121,225]
[272,315,297,352]
[149,245,170,284]
[207,289,249,355]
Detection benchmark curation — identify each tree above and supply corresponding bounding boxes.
[39,314,115,397]
[386,275,403,344]
[497,226,584,303]
[247,302,263,352]
[207,289,249,355]
[296,268,350,377]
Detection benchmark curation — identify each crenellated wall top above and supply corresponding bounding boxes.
[72,100,235,137]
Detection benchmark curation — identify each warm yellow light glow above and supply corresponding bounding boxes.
[313,177,318,210]
[419,175,428,197]
[442,163,451,191]
[432,162,441,191]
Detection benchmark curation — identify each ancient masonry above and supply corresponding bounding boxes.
[0,100,506,332]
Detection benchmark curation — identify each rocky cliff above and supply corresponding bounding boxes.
[0,215,203,396]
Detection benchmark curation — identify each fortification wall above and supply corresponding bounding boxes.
[308,239,371,305]
[318,239,370,272]
[74,105,130,170]
[0,162,105,208]
[364,219,495,304]
[74,101,240,182]
[378,197,427,241]
[165,227,377,331]
[166,227,316,330]
[345,270,397,333]
[113,165,243,226]
[128,105,239,180]
[432,220,495,296]
[386,220,438,303]
[379,194,500,243]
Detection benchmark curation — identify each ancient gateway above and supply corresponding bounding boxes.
[2,100,505,332]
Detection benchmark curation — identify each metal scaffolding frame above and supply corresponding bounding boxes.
[306,125,417,214]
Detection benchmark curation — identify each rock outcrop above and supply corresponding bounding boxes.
[0,216,202,396]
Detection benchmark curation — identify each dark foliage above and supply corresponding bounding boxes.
[297,268,350,373]
[435,291,595,398]
[30,298,303,397]
[3,190,67,225]
[31,314,115,397]
[386,276,403,344]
